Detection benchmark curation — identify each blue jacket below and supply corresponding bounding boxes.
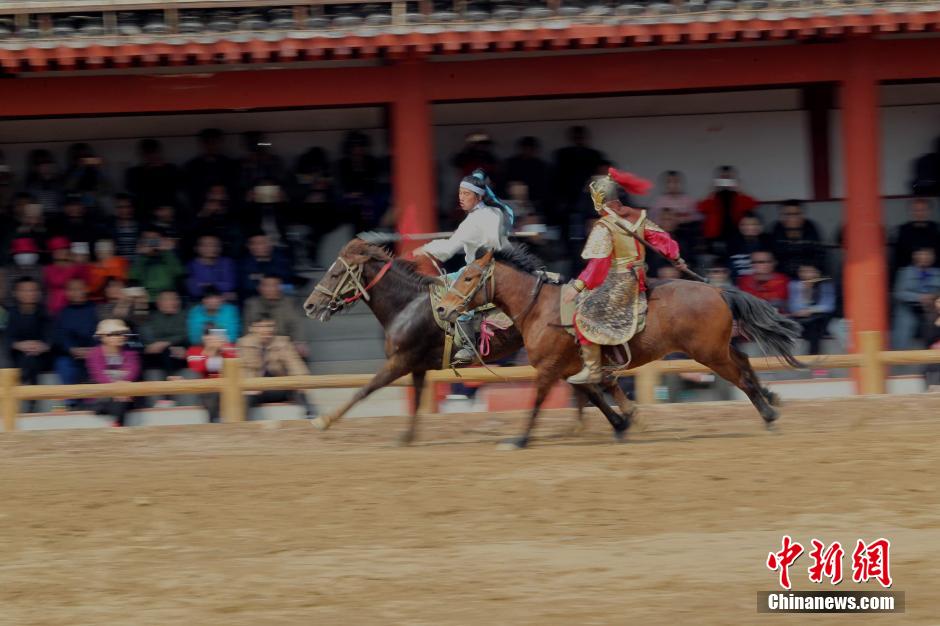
[788,280,835,316]
[53,302,99,354]
[238,249,293,298]
[186,303,240,345]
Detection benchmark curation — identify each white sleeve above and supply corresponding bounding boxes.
[422,214,481,262]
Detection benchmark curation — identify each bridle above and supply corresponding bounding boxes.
[314,256,392,312]
[445,258,496,313]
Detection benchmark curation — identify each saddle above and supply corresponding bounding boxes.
[428,282,513,368]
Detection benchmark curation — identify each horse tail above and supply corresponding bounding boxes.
[720,287,808,369]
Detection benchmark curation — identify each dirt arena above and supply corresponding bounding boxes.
[1,394,938,625]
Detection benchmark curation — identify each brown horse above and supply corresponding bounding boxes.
[437,246,804,449]
[302,239,634,444]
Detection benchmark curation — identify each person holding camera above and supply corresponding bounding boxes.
[129,230,185,302]
[97,277,150,332]
[186,286,240,346]
[186,326,237,423]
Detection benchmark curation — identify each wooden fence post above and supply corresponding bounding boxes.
[859,330,886,395]
[220,358,246,423]
[634,365,659,404]
[1,369,20,432]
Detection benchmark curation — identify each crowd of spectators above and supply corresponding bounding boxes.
[454,126,940,360]
[3,122,940,420]
[0,128,382,421]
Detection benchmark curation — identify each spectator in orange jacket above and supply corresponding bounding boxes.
[87,239,129,301]
[697,166,758,253]
[736,250,790,313]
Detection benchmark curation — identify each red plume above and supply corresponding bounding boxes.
[608,167,653,196]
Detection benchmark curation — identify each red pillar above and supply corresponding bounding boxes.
[840,48,887,356]
[390,59,437,255]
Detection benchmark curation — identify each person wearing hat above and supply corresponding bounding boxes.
[43,236,90,316]
[565,168,687,384]
[87,318,140,427]
[413,169,515,365]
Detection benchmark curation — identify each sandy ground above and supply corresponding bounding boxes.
[1,394,938,626]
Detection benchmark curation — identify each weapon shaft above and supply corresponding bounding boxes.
[360,230,540,242]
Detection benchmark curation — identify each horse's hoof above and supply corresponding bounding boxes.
[765,389,783,407]
[310,416,331,431]
[613,428,628,443]
[762,407,780,424]
[496,437,529,451]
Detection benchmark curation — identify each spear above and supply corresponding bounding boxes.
[357,230,541,245]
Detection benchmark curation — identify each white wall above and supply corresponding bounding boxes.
[433,90,811,203]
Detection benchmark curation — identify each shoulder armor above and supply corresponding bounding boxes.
[582,222,614,259]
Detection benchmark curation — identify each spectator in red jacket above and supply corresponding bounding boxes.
[697,166,759,253]
[186,326,237,422]
[737,250,790,313]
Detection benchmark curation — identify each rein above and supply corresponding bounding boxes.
[512,272,545,325]
[315,257,393,310]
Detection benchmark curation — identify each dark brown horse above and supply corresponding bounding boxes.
[438,246,804,449]
[303,239,633,444]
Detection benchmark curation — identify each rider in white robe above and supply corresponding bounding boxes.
[414,169,513,364]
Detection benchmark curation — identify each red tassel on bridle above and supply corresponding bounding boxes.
[608,167,653,196]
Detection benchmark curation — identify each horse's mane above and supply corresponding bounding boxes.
[389,258,440,289]
[347,238,439,289]
[478,244,547,275]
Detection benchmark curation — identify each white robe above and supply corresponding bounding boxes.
[422,203,508,266]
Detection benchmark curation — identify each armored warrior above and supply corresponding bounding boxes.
[568,168,688,383]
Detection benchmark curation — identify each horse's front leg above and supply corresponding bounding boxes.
[312,356,410,432]
[397,369,426,446]
[498,373,556,450]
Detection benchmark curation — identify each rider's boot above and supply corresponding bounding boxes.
[452,316,478,365]
[567,342,603,384]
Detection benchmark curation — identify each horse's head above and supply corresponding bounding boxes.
[304,239,389,321]
[437,248,496,323]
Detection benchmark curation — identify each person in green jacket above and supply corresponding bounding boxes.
[129,230,185,302]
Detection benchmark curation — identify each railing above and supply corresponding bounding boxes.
[1,331,938,432]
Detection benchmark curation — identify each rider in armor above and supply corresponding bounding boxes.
[414,169,514,364]
[568,168,688,384]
